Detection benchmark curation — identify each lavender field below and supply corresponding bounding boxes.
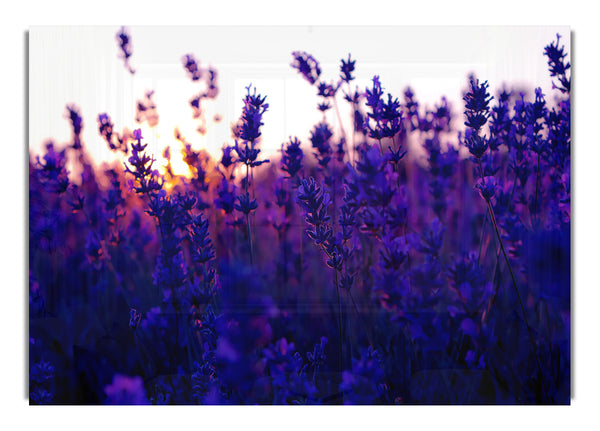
[28,27,571,405]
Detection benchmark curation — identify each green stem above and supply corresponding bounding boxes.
[334,268,344,404]
[477,213,488,266]
[245,158,254,265]
[347,290,374,347]
[533,152,541,227]
[345,81,356,168]
[246,213,254,265]
[333,94,347,143]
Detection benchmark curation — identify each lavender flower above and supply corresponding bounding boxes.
[463,78,493,133]
[317,82,334,98]
[240,84,269,143]
[220,144,235,169]
[104,375,148,405]
[340,53,356,83]
[281,137,304,180]
[410,217,445,256]
[403,87,420,131]
[235,192,258,215]
[65,104,83,149]
[309,121,333,168]
[291,51,321,85]
[465,131,489,160]
[135,90,159,127]
[475,176,497,201]
[544,34,571,93]
[125,129,162,195]
[297,177,332,234]
[340,346,385,405]
[215,178,236,214]
[306,336,328,369]
[35,141,69,194]
[129,308,142,330]
[189,213,216,264]
[364,76,403,142]
[182,54,202,81]
[263,338,319,404]
[97,113,115,150]
[115,26,135,74]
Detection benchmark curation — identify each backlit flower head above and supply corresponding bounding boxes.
[291,51,321,85]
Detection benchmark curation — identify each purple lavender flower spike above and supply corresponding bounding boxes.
[291,51,321,85]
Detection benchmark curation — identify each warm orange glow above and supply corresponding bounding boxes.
[167,146,193,177]
[136,120,217,186]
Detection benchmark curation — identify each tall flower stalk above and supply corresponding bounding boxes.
[297,177,345,400]
[234,85,269,265]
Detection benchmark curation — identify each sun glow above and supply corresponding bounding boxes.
[134,104,225,182]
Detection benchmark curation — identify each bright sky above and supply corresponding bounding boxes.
[29,26,569,174]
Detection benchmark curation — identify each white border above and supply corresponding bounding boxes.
[3,1,597,430]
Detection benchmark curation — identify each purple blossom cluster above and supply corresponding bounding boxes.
[28,30,570,405]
